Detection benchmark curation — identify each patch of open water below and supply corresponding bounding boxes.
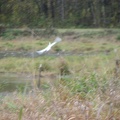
[0,50,111,59]
[0,72,58,97]
[0,73,33,96]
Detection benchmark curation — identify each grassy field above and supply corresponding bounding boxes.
[0,29,120,119]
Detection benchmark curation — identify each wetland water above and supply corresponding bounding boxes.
[0,73,33,96]
[0,50,111,59]
[0,50,110,95]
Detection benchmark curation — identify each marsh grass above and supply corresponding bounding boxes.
[0,29,120,53]
[0,76,120,119]
[116,35,120,41]
[0,29,120,119]
[1,54,120,119]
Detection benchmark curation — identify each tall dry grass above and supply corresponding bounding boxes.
[0,65,120,120]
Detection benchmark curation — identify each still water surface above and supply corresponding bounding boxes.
[0,73,33,96]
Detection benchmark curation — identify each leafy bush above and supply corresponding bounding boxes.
[58,58,70,75]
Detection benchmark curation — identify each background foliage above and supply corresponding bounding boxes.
[0,0,120,28]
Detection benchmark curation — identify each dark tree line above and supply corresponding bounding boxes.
[0,0,120,28]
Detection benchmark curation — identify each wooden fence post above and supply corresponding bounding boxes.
[115,59,120,78]
[37,64,42,89]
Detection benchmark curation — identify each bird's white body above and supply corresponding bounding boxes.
[36,37,62,55]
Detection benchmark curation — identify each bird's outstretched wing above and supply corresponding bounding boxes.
[50,37,62,47]
[36,48,48,55]
[36,37,62,55]
[36,43,50,54]
[54,37,62,43]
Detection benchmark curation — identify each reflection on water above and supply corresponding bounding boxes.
[0,72,57,97]
[0,73,33,95]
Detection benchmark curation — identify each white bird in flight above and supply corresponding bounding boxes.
[36,37,62,55]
